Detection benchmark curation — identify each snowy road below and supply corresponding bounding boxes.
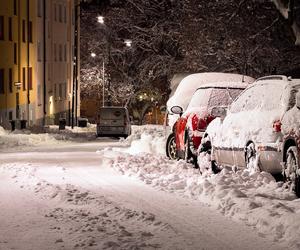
[0,140,287,250]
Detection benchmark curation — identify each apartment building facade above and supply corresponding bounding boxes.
[0,0,80,129]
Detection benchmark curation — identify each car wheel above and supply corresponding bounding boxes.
[245,142,260,172]
[184,132,198,168]
[166,133,177,160]
[285,146,300,197]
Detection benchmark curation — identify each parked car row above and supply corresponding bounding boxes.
[166,72,254,163]
[166,74,300,197]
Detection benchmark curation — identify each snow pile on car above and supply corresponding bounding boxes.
[166,73,254,127]
[107,147,300,248]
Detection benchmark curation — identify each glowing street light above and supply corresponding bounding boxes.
[91,52,96,57]
[124,39,132,47]
[97,15,104,24]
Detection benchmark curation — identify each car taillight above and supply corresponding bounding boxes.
[197,118,207,132]
[273,120,281,133]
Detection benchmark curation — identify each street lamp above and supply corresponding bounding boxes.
[90,52,105,107]
[96,15,133,107]
[124,39,132,47]
[97,15,104,24]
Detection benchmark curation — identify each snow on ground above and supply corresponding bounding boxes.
[0,124,300,249]
[98,126,300,249]
[0,162,185,250]
[0,124,98,152]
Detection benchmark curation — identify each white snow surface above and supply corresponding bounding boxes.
[0,124,299,249]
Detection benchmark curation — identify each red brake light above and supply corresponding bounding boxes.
[273,120,281,133]
[197,118,207,131]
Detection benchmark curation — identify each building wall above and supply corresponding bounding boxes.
[0,0,80,129]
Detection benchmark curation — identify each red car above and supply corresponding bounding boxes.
[170,82,249,166]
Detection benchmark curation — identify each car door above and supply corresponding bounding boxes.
[215,86,257,167]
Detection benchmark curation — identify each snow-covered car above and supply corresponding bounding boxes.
[165,73,254,160]
[202,75,300,196]
[171,81,249,166]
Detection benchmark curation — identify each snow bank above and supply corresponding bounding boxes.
[121,125,167,155]
[0,125,97,151]
[104,145,300,248]
[111,154,300,248]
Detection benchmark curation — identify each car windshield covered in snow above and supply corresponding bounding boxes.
[186,87,243,112]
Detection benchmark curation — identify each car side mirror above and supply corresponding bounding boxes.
[170,106,183,116]
[211,106,227,119]
[296,92,300,109]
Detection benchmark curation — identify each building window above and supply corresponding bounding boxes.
[0,69,4,94]
[64,6,67,23]
[22,67,26,90]
[64,82,67,99]
[54,83,57,99]
[14,43,17,64]
[59,5,62,22]
[72,8,74,25]
[59,44,62,61]
[8,17,12,41]
[47,21,50,38]
[48,63,50,80]
[22,20,26,42]
[13,0,17,15]
[38,84,42,105]
[64,44,67,61]
[59,83,62,99]
[0,16,4,40]
[9,68,13,93]
[54,43,57,61]
[37,41,41,61]
[28,21,33,43]
[37,0,42,17]
[28,67,32,90]
[54,4,57,21]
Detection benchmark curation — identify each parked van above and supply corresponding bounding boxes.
[96,107,131,138]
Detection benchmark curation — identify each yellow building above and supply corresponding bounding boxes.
[0,0,80,129]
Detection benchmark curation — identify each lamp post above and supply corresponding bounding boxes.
[90,52,105,107]
[96,15,132,107]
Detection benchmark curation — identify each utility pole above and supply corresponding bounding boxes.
[72,2,80,128]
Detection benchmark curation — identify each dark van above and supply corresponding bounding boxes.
[96,107,131,138]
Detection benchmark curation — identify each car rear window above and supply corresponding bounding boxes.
[186,87,243,111]
[99,108,126,120]
[230,82,286,113]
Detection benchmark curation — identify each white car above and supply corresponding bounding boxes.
[201,75,300,197]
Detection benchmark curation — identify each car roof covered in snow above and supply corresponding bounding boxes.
[167,72,254,111]
[194,81,248,90]
[253,75,300,87]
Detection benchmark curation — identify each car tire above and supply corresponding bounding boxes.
[166,133,177,160]
[245,142,260,172]
[184,132,198,168]
[285,146,300,197]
